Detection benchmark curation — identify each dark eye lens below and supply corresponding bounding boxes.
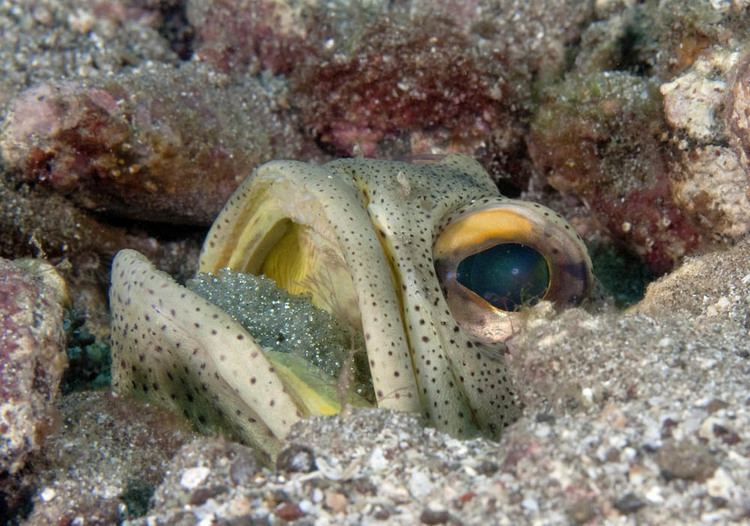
[456,243,550,311]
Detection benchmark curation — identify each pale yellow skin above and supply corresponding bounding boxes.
[110,154,591,459]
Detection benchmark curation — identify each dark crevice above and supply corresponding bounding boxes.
[158,1,194,61]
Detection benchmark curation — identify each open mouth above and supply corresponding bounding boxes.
[186,266,375,406]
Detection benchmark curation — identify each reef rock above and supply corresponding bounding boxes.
[528,71,701,274]
[0,62,310,225]
[661,48,750,242]
[0,258,67,476]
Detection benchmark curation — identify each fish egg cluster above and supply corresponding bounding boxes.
[187,269,360,379]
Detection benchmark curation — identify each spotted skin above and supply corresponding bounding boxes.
[110,250,302,460]
[111,154,590,452]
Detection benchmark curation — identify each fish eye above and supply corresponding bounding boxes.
[456,243,550,311]
[434,199,592,344]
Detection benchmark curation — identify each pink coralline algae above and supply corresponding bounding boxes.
[293,16,506,157]
[186,0,593,167]
[0,259,68,476]
[0,63,310,225]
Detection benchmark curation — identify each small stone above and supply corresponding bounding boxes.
[420,503,450,525]
[372,505,391,520]
[324,491,347,513]
[475,460,499,476]
[706,399,729,414]
[712,424,741,446]
[656,441,718,482]
[275,501,304,521]
[189,485,227,506]
[535,412,556,424]
[368,447,388,472]
[229,452,259,485]
[613,493,646,514]
[566,498,598,524]
[706,468,735,501]
[40,488,57,502]
[276,444,316,473]
[180,467,211,490]
[0,258,68,475]
[408,469,434,499]
[661,417,679,439]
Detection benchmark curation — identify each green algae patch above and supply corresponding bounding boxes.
[62,311,112,393]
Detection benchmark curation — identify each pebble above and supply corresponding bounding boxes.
[325,491,348,513]
[368,447,389,472]
[39,488,56,502]
[420,503,451,525]
[656,441,718,482]
[409,470,434,500]
[275,502,304,521]
[613,493,646,514]
[180,467,211,490]
[522,497,539,512]
[276,444,317,473]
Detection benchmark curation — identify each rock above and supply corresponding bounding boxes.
[728,53,750,167]
[0,176,200,274]
[420,503,451,525]
[187,0,593,181]
[660,50,734,143]
[0,258,67,519]
[1,62,311,225]
[0,258,67,476]
[0,177,201,342]
[291,0,592,170]
[659,48,750,243]
[25,391,197,524]
[656,441,718,482]
[187,0,309,75]
[671,145,750,241]
[613,492,646,514]
[276,444,316,473]
[566,498,598,524]
[528,71,701,273]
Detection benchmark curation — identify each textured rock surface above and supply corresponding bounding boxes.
[25,391,197,524]
[662,48,750,243]
[528,71,702,274]
[0,258,67,520]
[0,259,67,476]
[131,238,750,524]
[0,62,310,225]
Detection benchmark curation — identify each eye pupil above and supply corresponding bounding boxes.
[456,243,550,311]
